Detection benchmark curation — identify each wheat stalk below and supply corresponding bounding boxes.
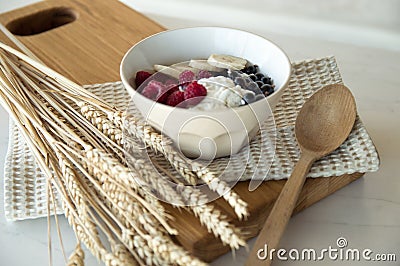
[111,111,249,219]
[0,40,252,265]
[79,103,247,248]
[0,46,179,265]
[67,243,85,266]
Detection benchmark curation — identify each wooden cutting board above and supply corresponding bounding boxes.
[0,0,363,262]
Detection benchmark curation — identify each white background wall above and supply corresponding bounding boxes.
[0,0,399,51]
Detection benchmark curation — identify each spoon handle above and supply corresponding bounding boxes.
[246,152,316,266]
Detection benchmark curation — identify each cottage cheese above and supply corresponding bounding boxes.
[193,76,253,110]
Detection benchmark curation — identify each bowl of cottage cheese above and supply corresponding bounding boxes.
[121,27,291,160]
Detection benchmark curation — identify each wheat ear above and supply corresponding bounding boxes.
[111,111,249,219]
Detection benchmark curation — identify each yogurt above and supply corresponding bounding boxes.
[193,76,254,110]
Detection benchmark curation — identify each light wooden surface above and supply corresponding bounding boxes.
[246,84,357,266]
[0,0,364,263]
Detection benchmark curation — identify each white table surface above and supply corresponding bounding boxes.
[0,1,399,266]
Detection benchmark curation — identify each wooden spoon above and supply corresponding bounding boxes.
[246,84,356,266]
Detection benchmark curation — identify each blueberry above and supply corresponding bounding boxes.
[234,77,246,87]
[212,70,227,77]
[255,94,265,101]
[261,84,273,93]
[246,82,262,94]
[247,65,256,74]
[228,70,241,79]
[255,81,264,88]
[254,65,259,72]
[255,72,264,80]
[243,92,256,104]
[240,67,250,74]
[249,74,257,81]
[262,76,272,85]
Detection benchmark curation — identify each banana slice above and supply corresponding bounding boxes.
[154,64,199,78]
[207,54,247,70]
[189,59,224,72]
[153,64,180,78]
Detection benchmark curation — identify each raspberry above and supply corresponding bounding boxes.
[157,88,171,103]
[135,71,152,87]
[184,81,207,106]
[165,79,178,89]
[141,80,165,101]
[141,83,159,100]
[166,90,185,107]
[197,70,212,79]
[179,70,196,84]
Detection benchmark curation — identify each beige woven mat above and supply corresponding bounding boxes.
[3,56,379,221]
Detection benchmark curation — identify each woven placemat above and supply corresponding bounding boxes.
[3,56,379,221]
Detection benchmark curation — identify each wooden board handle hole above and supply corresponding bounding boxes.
[6,7,78,36]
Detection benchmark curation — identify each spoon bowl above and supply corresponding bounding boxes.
[246,84,356,266]
[295,84,357,156]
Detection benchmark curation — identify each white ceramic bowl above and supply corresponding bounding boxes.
[121,27,291,160]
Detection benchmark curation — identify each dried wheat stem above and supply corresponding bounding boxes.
[57,151,105,259]
[62,200,128,266]
[0,43,109,109]
[59,150,146,265]
[0,41,241,265]
[78,102,123,145]
[177,184,246,249]
[110,111,198,185]
[191,165,249,220]
[95,172,202,266]
[122,232,163,266]
[82,145,177,235]
[79,104,184,208]
[0,24,44,63]
[57,155,145,265]
[111,111,249,219]
[67,243,85,266]
[0,45,174,266]
[86,160,205,265]
[110,243,138,266]
[127,148,246,248]
[101,110,247,246]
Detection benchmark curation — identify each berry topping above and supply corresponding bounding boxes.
[165,79,178,89]
[246,82,262,94]
[141,84,159,100]
[243,92,256,104]
[261,84,274,95]
[249,74,257,81]
[135,55,275,107]
[255,81,264,88]
[255,72,264,80]
[262,76,272,85]
[166,90,185,107]
[135,71,152,87]
[184,81,207,106]
[158,87,174,104]
[234,77,246,88]
[241,64,258,74]
[141,80,172,103]
[179,70,196,84]
[255,94,265,101]
[197,70,212,79]
[246,65,256,74]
